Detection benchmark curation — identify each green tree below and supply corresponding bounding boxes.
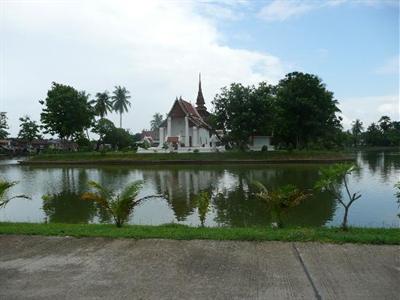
[365,122,383,146]
[92,91,113,118]
[150,113,164,131]
[351,119,364,147]
[253,182,310,228]
[0,180,30,209]
[315,163,361,231]
[39,82,95,141]
[112,86,131,128]
[0,112,9,139]
[212,82,275,148]
[92,118,115,149]
[18,116,41,144]
[82,180,159,227]
[274,72,341,149]
[378,116,392,133]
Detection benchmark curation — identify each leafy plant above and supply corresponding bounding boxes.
[82,181,159,227]
[253,182,310,228]
[315,163,361,231]
[195,191,211,227]
[0,180,30,208]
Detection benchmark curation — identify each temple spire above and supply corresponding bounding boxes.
[196,72,205,109]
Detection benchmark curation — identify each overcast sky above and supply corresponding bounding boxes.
[1,0,399,136]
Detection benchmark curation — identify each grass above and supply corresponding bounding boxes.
[0,222,398,245]
[25,150,354,164]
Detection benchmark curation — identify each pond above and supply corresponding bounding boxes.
[0,151,399,228]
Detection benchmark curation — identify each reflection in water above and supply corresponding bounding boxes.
[142,168,221,221]
[42,168,97,223]
[0,151,399,227]
[42,191,97,224]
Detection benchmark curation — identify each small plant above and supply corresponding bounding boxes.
[0,180,30,208]
[195,191,211,227]
[82,180,160,227]
[193,149,200,153]
[315,163,360,231]
[254,182,310,228]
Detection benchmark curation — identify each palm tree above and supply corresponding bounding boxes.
[0,180,30,208]
[150,113,164,131]
[93,91,113,119]
[112,86,131,128]
[253,182,310,228]
[82,180,161,227]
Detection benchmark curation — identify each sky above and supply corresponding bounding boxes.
[1,0,399,136]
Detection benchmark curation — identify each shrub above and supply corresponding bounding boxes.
[315,163,361,231]
[82,181,161,227]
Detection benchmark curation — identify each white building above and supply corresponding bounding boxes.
[158,75,219,151]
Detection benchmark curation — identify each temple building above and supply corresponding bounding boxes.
[158,74,215,149]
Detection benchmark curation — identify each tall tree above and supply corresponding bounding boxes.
[112,86,131,128]
[274,72,341,149]
[212,82,275,148]
[351,119,364,147]
[18,116,41,144]
[378,116,392,133]
[39,82,95,141]
[365,122,383,146]
[150,113,164,131]
[0,112,9,139]
[92,91,113,118]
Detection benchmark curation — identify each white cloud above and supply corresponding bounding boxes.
[338,94,399,129]
[375,55,399,75]
[258,0,315,22]
[258,0,399,22]
[1,0,285,136]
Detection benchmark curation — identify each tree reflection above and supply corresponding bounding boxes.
[42,168,97,223]
[42,190,97,223]
[213,167,336,227]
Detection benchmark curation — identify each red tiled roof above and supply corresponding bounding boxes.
[167,136,179,143]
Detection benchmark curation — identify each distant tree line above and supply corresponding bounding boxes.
[2,73,399,152]
[212,72,399,150]
[348,116,400,148]
[1,82,139,151]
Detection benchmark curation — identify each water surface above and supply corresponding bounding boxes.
[0,151,399,227]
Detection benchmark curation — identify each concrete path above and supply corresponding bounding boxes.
[0,235,398,300]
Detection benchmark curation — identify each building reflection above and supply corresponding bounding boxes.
[142,167,221,221]
[142,165,336,227]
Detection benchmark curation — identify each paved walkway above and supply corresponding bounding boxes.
[0,235,398,300]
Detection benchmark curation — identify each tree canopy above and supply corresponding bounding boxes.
[18,116,41,143]
[274,72,342,149]
[92,91,113,118]
[112,86,131,128]
[212,82,275,148]
[0,112,9,139]
[39,82,95,141]
[150,113,164,131]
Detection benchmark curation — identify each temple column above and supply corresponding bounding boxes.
[167,117,171,137]
[193,126,198,147]
[184,116,189,147]
[159,127,164,147]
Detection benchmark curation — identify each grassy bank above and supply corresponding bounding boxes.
[0,223,398,244]
[23,150,354,165]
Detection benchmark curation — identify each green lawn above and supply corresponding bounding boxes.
[26,150,354,164]
[0,222,398,245]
